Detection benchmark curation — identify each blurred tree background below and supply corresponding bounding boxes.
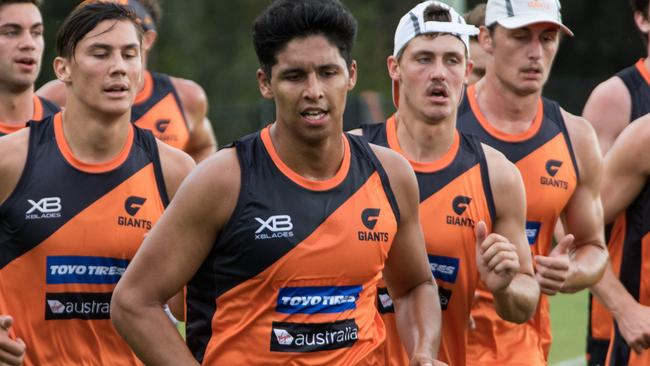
[38,0,645,145]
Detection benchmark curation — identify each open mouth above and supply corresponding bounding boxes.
[301,108,328,121]
[103,84,129,94]
[428,85,449,99]
[15,57,36,66]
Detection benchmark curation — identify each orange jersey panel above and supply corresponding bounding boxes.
[0,95,59,135]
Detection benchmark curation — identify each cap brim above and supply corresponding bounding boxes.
[497,15,574,37]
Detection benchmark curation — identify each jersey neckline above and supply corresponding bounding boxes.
[386,114,460,173]
[134,70,153,105]
[54,112,135,174]
[634,58,650,87]
[466,84,544,143]
[260,125,351,191]
[0,95,43,134]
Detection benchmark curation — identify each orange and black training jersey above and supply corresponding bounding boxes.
[186,126,400,365]
[0,113,168,365]
[458,84,579,366]
[132,70,190,151]
[587,59,650,366]
[0,95,59,136]
[362,115,495,366]
[604,182,650,365]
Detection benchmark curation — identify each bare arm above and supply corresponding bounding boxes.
[372,145,445,366]
[171,77,217,162]
[536,112,607,294]
[481,145,539,323]
[35,79,67,107]
[582,76,631,155]
[111,149,240,365]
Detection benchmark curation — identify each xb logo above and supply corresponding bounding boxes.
[155,119,171,133]
[27,197,61,214]
[452,196,472,215]
[545,159,563,177]
[361,208,381,230]
[255,215,293,233]
[125,196,147,216]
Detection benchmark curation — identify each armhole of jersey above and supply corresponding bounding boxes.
[615,73,636,123]
[38,96,61,117]
[353,134,401,224]
[169,79,192,132]
[0,122,38,215]
[213,141,249,249]
[475,139,497,223]
[147,130,171,207]
[548,100,581,182]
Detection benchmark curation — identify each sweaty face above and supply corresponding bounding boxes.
[392,34,468,124]
[63,19,142,116]
[489,23,560,96]
[468,39,488,84]
[258,35,356,143]
[0,3,44,92]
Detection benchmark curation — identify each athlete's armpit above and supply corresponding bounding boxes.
[171,77,216,162]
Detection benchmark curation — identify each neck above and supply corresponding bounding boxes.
[61,98,132,164]
[0,87,34,125]
[393,109,456,163]
[269,123,344,181]
[476,73,540,134]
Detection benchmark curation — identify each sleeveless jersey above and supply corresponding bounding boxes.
[0,113,168,365]
[603,60,650,366]
[0,95,59,136]
[458,84,579,365]
[132,70,190,151]
[362,115,495,366]
[587,58,650,366]
[186,126,401,365]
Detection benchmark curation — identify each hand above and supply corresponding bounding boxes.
[0,315,25,366]
[616,302,650,354]
[409,354,448,366]
[534,234,574,295]
[475,221,519,294]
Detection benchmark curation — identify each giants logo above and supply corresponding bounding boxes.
[155,119,171,133]
[358,208,389,243]
[446,195,475,228]
[541,159,568,190]
[25,197,62,220]
[118,196,152,229]
[255,215,294,240]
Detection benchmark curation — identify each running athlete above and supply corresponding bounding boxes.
[0,0,58,137]
[37,0,216,162]
[351,2,538,365]
[457,0,608,365]
[111,1,445,365]
[463,3,489,85]
[583,2,650,364]
[590,113,650,365]
[0,3,193,365]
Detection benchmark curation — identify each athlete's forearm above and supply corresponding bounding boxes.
[590,263,637,318]
[111,293,198,365]
[393,279,441,360]
[562,241,608,293]
[493,273,539,324]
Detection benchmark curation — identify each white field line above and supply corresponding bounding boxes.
[552,356,587,366]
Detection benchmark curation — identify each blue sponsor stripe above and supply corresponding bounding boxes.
[526,221,541,245]
[276,285,362,314]
[46,256,129,284]
[427,255,460,284]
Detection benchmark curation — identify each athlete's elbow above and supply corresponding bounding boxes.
[110,283,142,333]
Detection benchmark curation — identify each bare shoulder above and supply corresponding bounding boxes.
[155,140,195,197]
[368,143,413,182]
[0,129,30,204]
[610,113,650,170]
[481,143,523,196]
[169,76,208,119]
[583,76,630,117]
[181,147,240,202]
[561,109,602,183]
[36,79,67,107]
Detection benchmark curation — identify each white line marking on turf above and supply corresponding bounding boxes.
[552,356,586,366]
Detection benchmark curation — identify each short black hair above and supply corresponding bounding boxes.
[56,2,143,58]
[0,0,41,9]
[252,0,357,78]
[631,0,650,42]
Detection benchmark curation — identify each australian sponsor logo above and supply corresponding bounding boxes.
[446,196,475,228]
[46,256,129,284]
[45,292,112,320]
[358,208,389,243]
[438,287,452,311]
[276,285,362,314]
[25,197,62,220]
[254,215,294,240]
[525,221,541,245]
[376,287,394,314]
[118,196,152,229]
[428,255,460,284]
[270,319,359,353]
[541,159,568,190]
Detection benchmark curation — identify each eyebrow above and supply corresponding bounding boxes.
[87,42,140,50]
[0,22,43,29]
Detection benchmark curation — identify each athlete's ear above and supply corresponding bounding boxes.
[465,58,474,85]
[478,26,494,55]
[387,55,400,83]
[634,11,650,34]
[257,68,273,99]
[142,30,157,52]
[53,57,71,84]
[347,60,357,91]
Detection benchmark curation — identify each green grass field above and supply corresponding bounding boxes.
[549,290,589,366]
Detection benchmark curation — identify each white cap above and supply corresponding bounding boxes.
[485,0,573,36]
[392,0,479,107]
